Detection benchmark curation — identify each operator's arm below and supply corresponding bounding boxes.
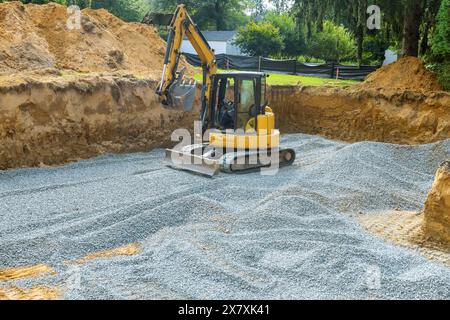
[157,5,218,110]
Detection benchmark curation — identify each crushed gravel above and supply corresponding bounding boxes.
[1,134,450,299]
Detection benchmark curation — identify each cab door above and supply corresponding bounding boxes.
[236,77,258,131]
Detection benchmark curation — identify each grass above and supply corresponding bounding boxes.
[193,69,359,87]
[264,73,359,86]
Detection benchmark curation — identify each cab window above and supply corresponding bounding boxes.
[237,79,256,129]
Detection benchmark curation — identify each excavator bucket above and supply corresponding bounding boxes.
[169,81,197,111]
[166,68,197,111]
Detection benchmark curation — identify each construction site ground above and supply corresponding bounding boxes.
[1,134,450,300]
[1,2,450,300]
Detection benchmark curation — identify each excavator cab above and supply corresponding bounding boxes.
[207,72,267,133]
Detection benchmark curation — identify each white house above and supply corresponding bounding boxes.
[181,31,242,56]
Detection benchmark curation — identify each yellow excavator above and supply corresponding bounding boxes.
[148,4,295,176]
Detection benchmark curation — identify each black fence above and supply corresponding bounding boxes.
[183,53,380,81]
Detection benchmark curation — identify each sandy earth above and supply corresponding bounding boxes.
[0,1,170,77]
[0,73,199,170]
[358,210,450,267]
[362,56,443,92]
[423,162,450,242]
[270,85,450,145]
[1,134,450,300]
[0,2,197,171]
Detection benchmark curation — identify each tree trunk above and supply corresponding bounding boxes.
[356,0,367,66]
[401,0,423,57]
[419,22,430,56]
[356,28,364,65]
[214,1,225,30]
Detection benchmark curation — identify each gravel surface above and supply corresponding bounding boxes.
[1,134,450,299]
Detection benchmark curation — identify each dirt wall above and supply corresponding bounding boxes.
[0,73,198,170]
[269,85,450,144]
[423,161,450,243]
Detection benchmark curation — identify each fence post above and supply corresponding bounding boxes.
[293,60,297,75]
[330,62,335,79]
[258,56,262,72]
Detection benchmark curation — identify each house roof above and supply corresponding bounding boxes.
[184,31,237,42]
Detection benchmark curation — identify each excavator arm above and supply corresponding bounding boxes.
[156,5,218,112]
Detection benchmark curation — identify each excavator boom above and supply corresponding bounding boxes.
[147,5,217,111]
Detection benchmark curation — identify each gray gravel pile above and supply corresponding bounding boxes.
[1,134,450,299]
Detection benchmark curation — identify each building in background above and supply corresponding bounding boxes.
[181,31,242,56]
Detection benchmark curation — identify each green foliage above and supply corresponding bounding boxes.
[150,0,250,30]
[234,21,284,57]
[2,0,150,22]
[264,11,306,58]
[307,21,357,62]
[7,0,67,4]
[432,0,450,56]
[91,0,149,22]
[363,33,390,64]
[429,0,450,90]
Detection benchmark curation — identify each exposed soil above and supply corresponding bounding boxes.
[0,72,199,170]
[424,161,450,243]
[0,2,196,170]
[360,56,443,92]
[269,85,450,145]
[358,210,450,267]
[0,1,171,76]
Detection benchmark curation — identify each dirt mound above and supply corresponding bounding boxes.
[0,1,168,77]
[423,161,450,243]
[361,56,443,92]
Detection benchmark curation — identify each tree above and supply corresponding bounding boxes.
[264,11,306,58]
[419,0,441,56]
[308,21,357,62]
[430,0,450,89]
[234,21,284,56]
[250,0,266,17]
[401,0,424,56]
[270,0,292,12]
[150,0,250,30]
[5,0,150,21]
[432,0,450,56]
[91,0,150,22]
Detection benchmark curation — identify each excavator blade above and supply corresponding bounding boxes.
[165,148,220,177]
